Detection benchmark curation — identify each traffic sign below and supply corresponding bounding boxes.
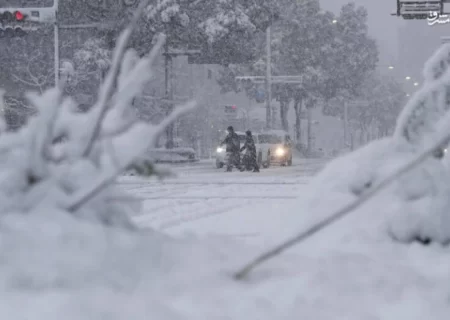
[255,88,265,103]
[224,105,237,119]
[392,0,449,20]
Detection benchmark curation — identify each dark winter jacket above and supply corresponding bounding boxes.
[241,136,256,156]
[222,132,240,153]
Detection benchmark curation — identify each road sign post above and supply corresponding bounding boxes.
[266,25,272,129]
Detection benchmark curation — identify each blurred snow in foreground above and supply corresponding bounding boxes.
[0,181,449,319]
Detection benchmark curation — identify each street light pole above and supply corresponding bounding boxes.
[265,25,272,129]
[54,21,59,88]
[343,100,348,148]
[163,40,174,148]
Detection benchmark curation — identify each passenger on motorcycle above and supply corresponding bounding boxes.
[240,130,260,172]
[220,126,241,172]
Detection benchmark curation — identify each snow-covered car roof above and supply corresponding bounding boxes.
[257,130,288,137]
[221,131,246,137]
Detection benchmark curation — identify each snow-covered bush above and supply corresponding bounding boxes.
[304,43,450,246]
[0,9,194,229]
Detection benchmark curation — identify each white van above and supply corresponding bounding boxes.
[256,130,293,167]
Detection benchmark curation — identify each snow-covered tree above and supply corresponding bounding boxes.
[374,76,407,137]
[65,37,114,104]
[129,0,279,147]
[324,72,405,148]
[116,0,280,59]
[278,0,336,139]
[215,0,326,133]
[322,3,379,104]
[0,2,195,228]
[73,38,112,81]
[354,74,405,142]
[217,0,376,141]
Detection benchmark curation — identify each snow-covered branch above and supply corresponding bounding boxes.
[0,1,196,228]
[234,43,450,280]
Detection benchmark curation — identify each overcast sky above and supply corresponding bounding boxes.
[320,0,404,65]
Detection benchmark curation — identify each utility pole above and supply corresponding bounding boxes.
[164,40,174,149]
[52,0,60,87]
[265,25,272,129]
[306,105,312,153]
[54,21,59,87]
[343,100,348,149]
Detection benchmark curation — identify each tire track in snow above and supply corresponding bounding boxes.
[122,160,326,230]
[134,200,254,230]
[136,181,302,185]
[138,196,298,200]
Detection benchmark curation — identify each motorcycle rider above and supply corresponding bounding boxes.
[240,130,260,172]
[220,126,241,171]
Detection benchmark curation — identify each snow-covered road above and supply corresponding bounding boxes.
[114,157,450,320]
[119,158,327,245]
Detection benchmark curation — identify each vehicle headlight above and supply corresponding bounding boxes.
[216,147,224,153]
[275,147,285,157]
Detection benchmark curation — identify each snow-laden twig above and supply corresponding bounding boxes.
[66,100,196,212]
[81,0,152,157]
[234,44,450,280]
[0,1,196,228]
[233,130,450,280]
[25,88,63,182]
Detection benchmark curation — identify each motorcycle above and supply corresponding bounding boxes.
[240,152,253,171]
[240,150,261,172]
[223,150,256,172]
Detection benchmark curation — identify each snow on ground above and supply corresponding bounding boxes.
[123,156,450,319]
[122,158,321,245]
[0,157,449,319]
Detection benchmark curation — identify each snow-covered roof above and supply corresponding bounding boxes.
[257,129,288,137]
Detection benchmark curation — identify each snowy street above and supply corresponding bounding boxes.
[118,156,450,320]
[120,158,327,245]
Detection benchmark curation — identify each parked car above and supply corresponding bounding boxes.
[149,147,198,163]
[257,130,293,167]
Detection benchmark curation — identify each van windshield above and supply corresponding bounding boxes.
[258,134,282,144]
